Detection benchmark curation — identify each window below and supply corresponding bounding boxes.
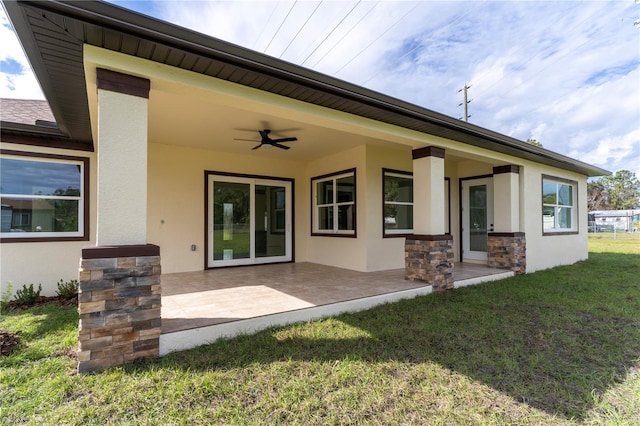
[383,169,413,236]
[311,169,356,236]
[542,175,577,234]
[0,151,89,241]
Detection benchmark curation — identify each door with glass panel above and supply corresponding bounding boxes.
[207,174,291,267]
[461,177,494,262]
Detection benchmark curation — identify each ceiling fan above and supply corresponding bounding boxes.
[234,129,298,150]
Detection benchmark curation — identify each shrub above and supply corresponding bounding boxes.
[0,281,12,313]
[56,279,79,299]
[14,283,42,306]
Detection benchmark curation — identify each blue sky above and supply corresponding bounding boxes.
[1,0,638,177]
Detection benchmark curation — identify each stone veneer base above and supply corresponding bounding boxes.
[487,233,526,274]
[77,244,161,373]
[405,235,454,292]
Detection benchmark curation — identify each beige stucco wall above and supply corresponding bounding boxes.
[519,163,588,272]
[96,89,148,245]
[0,143,97,297]
[147,142,308,274]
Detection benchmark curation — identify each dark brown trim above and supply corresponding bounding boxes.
[382,168,412,239]
[96,68,151,99]
[445,177,451,235]
[406,234,453,241]
[204,171,296,268]
[458,174,494,260]
[310,168,357,238]
[0,149,90,243]
[412,146,445,160]
[541,174,578,186]
[488,232,526,237]
[82,244,160,259]
[493,165,520,175]
[542,231,579,236]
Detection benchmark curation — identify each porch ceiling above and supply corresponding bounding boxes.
[147,85,410,161]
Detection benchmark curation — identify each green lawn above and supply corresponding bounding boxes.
[1,237,639,425]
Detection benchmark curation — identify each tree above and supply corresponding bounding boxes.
[588,170,640,210]
[526,138,543,147]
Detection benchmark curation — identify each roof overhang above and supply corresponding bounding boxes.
[2,0,610,176]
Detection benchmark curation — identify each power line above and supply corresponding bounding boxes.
[309,1,380,69]
[361,0,486,86]
[263,1,298,55]
[300,0,362,66]
[333,1,422,76]
[279,1,324,59]
[252,4,280,50]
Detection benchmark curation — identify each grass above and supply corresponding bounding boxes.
[1,237,639,425]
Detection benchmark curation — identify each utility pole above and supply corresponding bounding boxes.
[458,84,471,122]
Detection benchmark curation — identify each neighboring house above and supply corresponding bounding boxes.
[588,210,640,232]
[1,0,609,298]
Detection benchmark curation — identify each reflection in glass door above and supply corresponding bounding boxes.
[208,175,291,267]
[462,177,493,262]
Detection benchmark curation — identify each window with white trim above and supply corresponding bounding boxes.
[1,152,88,240]
[311,169,356,236]
[542,176,577,233]
[383,170,413,235]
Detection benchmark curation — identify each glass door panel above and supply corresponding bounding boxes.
[462,177,493,262]
[255,185,286,258]
[212,181,250,261]
[208,175,291,267]
[469,184,488,252]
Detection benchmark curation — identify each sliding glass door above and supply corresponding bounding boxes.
[208,174,291,267]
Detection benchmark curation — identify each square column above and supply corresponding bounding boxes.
[412,146,446,235]
[492,165,520,233]
[96,68,150,246]
[405,147,453,291]
[488,165,526,274]
[78,69,159,373]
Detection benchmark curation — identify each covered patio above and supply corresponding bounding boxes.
[159,262,513,355]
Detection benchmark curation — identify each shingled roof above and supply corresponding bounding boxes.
[0,98,55,125]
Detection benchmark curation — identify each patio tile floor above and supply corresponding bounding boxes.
[161,262,509,334]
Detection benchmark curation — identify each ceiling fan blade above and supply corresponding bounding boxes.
[272,143,291,150]
[252,144,262,150]
[272,137,297,143]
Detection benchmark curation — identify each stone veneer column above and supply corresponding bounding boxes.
[77,245,161,373]
[405,234,454,292]
[405,147,453,291]
[487,233,526,274]
[488,165,525,274]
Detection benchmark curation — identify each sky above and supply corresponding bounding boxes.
[1,0,639,178]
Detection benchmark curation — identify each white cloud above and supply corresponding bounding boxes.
[0,9,44,99]
[2,0,638,178]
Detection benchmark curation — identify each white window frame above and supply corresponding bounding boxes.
[311,169,356,236]
[542,175,578,234]
[0,150,88,241]
[383,169,413,236]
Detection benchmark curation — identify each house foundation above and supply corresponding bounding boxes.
[405,235,454,291]
[77,245,161,373]
[487,233,526,274]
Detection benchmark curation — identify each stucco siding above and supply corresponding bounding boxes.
[520,162,588,272]
[147,142,308,274]
[0,143,97,297]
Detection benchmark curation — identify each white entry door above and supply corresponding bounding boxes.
[462,177,494,262]
[207,175,292,267]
